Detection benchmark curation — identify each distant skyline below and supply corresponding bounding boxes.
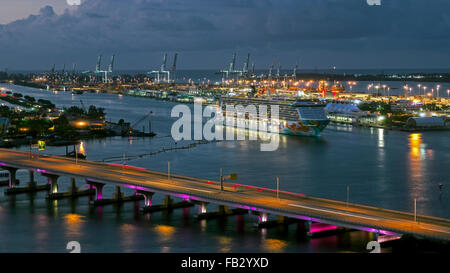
[1,0,450,71]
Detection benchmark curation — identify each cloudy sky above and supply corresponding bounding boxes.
[0,0,449,71]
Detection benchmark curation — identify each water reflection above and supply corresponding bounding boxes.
[119,223,137,253]
[263,238,287,252]
[64,213,85,237]
[154,225,175,242]
[377,128,384,148]
[376,128,385,170]
[408,133,426,200]
[33,214,50,252]
[409,133,422,160]
[216,236,232,253]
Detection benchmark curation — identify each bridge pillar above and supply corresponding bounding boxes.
[1,167,19,188]
[373,230,379,241]
[199,202,208,214]
[113,186,124,201]
[27,170,37,187]
[69,177,77,194]
[196,203,248,220]
[297,220,312,236]
[259,212,269,223]
[42,174,59,194]
[139,192,191,213]
[50,176,58,194]
[217,205,230,214]
[29,170,35,183]
[136,191,154,207]
[88,182,105,200]
[163,195,174,208]
[298,220,312,236]
[46,177,94,200]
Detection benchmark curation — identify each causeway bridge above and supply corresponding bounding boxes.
[1,148,450,243]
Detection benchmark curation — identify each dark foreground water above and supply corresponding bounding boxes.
[0,83,449,253]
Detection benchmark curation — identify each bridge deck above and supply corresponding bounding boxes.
[1,148,450,241]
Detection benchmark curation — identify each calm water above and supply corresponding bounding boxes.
[0,83,449,253]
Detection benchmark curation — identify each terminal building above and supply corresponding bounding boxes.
[405,116,450,129]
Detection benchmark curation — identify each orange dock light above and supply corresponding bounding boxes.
[75,121,87,127]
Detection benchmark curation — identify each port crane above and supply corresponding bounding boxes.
[268,62,274,79]
[128,111,153,135]
[148,53,177,83]
[72,63,77,75]
[292,62,298,79]
[219,52,251,79]
[90,54,115,83]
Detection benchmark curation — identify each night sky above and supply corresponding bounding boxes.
[0,0,449,70]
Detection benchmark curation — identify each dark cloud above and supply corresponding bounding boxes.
[0,0,449,70]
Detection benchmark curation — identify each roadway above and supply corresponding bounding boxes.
[1,148,450,241]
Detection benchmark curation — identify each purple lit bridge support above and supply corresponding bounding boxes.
[42,173,60,195]
[194,201,248,220]
[5,169,50,195]
[135,190,193,213]
[46,177,95,200]
[292,216,402,241]
[250,211,349,238]
[88,181,104,201]
[136,190,154,208]
[88,180,143,206]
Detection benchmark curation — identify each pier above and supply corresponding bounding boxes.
[1,148,450,243]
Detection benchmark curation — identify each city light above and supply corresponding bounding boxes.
[75,121,87,127]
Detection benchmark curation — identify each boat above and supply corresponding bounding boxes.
[71,90,83,95]
[65,150,87,159]
[220,96,330,137]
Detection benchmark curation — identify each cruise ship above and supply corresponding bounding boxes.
[220,96,330,137]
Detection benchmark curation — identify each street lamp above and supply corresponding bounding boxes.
[220,169,237,191]
[276,177,280,200]
[414,198,417,223]
[168,161,170,180]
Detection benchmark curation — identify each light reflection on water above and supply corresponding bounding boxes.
[216,236,232,253]
[263,238,287,252]
[64,213,85,238]
[154,225,175,242]
[408,133,427,205]
[33,214,50,252]
[119,223,137,253]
